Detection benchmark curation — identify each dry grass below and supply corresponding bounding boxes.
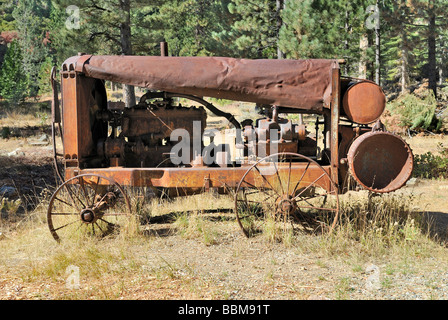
[1,181,448,300]
[0,99,447,299]
[404,134,447,155]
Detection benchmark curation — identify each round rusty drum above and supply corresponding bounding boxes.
[342,82,386,124]
[347,131,414,193]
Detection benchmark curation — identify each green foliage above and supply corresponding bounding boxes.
[279,0,374,68]
[0,126,11,138]
[0,40,27,105]
[223,0,280,58]
[387,90,442,131]
[153,0,240,57]
[0,0,16,31]
[413,143,448,179]
[37,56,54,95]
[0,0,447,114]
[12,0,52,98]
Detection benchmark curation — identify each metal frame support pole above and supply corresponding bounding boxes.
[330,66,341,188]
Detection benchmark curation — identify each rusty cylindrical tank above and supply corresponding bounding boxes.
[342,81,386,124]
[347,131,414,193]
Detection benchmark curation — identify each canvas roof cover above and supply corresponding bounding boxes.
[63,55,339,112]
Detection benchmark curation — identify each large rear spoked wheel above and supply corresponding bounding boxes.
[47,174,132,242]
[234,153,339,238]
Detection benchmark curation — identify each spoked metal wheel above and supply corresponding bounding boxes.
[234,153,339,238]
[47,174,132,242]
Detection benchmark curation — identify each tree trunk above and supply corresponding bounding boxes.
[400,29,409,94]
[276,0,285,59]
[344,6,349,75]
[427,0,437,97]
[374,0,381,85]
[119,0,136,108]
[359,34,368,79]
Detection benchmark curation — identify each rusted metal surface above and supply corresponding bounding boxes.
[342,81,386,124]
[330,67,340,186]
[47,174,131,242]
[62,55,339,112]
[56,54,414,196]
[65,163,332,192]
[234,153,338,237]
[47,50,419,242]
[347,131,414,193]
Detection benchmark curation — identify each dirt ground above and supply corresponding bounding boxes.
[0,132,448,302]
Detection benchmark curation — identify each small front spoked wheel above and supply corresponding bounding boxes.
[47,174,132,242]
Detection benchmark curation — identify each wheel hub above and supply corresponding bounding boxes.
[80,208,96,223]
[276,195,297,216]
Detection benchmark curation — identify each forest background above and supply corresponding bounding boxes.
[0,0,447,133]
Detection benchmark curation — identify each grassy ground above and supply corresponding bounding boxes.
[0,98,447,300]
[1,182,448,300]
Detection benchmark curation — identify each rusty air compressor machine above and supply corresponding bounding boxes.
[47,51,414,242]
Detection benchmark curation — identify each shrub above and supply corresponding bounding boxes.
[0,40,27,105]
[413,143,448,179]
[387,90,442,132]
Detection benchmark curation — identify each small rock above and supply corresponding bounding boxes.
[38,133,49,142]
[406,178,419,187]
[7,148,20,156]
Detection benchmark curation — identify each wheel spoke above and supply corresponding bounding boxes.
[52,219,81,232]
[253,165,281,197]
[79,178,90,206]
[54,196,77,210]
[273,161,284,194]
[62,184,82,211]
[90,175,101,207]
[47,174,132,242]
[292,173,326,201]
[286,158,292,194]
[235,153,339,238]
[50,212,78,216]
[293,161,310,193]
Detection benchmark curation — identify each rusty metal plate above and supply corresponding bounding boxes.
[66,163,332,192]
[347,131,413,193]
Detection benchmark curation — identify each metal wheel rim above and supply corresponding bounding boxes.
[47,174,132,242]
[234,152,339,238]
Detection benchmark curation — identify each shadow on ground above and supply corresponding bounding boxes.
[422,211,448,244]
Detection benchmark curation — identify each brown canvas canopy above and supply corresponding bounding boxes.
[63,55,339,112]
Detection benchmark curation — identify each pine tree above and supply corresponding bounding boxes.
[226,0,281,59]
[409,0,448,96]
[279,0,374,76]
[55,0,169,107]
[155,0,227,57]
[0,40,27,105]
[382,0,416,93]
[12,0,52,98]
[0,0,15,31]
